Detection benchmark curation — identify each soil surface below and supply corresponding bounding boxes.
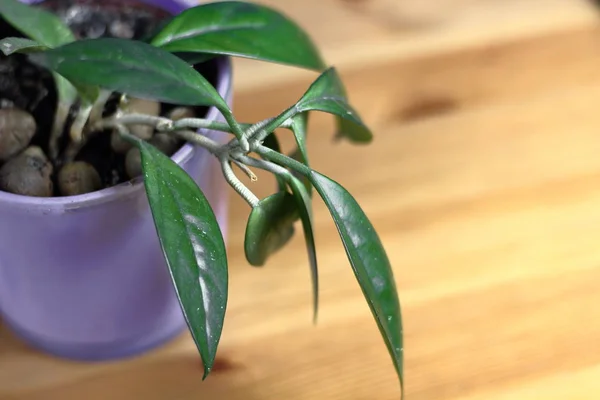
[0,0,219,196]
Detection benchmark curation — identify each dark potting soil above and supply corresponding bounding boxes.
[0,0,220,195]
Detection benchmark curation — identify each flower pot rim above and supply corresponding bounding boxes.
[0,1,233,211]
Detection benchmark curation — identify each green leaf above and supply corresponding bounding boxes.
[0,37,48,55]
[137,139,228,378]
[151,1,325,71]
[285,174,319,322]
[29,38,230,110]
[244,191,299,267]
[71,81,100,105]
[308,171,403,394]
[0,0,75,47]
[289,113,313,194]
[52,73,78,107]
[174,52,217,66]
[297,67,372,143]
[290,113,309,165]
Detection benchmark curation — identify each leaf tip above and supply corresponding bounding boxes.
[202,365,212,381]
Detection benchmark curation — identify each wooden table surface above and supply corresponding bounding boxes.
[3,0,600,399]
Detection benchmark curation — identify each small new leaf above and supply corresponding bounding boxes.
[308,171,403,394]
[0,0,75,47]
[0,37,48,55]
[296,68,372,143]
[151,1,326,71]
[29,38,230,110]
[244,191,299,267]
[136,138,228,378]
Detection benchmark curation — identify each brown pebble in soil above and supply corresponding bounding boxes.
[110,130,135,154]
[0,107,37,161]
[38,0,171,41]
[167,106,196,122]
[58,161,102,196]
[121,97,161,140]
[0,146,53,197]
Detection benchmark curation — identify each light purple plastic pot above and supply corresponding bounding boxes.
[0,0,232,361]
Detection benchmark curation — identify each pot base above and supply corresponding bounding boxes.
[1,312,187,361]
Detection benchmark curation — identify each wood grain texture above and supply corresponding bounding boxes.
[3,0,600,399]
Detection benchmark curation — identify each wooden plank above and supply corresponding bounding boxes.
[4,71,600,400]
[232,0,600,130]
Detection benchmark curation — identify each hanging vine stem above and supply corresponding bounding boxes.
[48,102,71,161]
[96,113,262,207]
[59,90,114,164]
[219,156,259,207]
[81,109,309,209]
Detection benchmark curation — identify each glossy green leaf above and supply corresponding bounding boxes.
[308,170,403,394]
[71,81,100,105]
[137,139,228,378]
[244,191,299,267]
[296,67,372,143]
[290,113,309,165]
[289,113,313,194]
[285,174,319,322]
[0,37,48,55]
[174,52,217,66]
[0,0,75,47]
[151,1,325,71]
[29,38,230,109]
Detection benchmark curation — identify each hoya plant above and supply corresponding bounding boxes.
[0,0,404,396]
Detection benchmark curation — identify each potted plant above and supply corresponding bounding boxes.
[0,0,404,396]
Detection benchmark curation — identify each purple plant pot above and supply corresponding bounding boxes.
[0,0,232,361]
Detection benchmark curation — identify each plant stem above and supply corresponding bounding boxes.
[48,102,70,161]
[251,107,297,144]
[220,156,259,207]
[88,90,113,126]
[226,117,272,151]
[236,154,291,180]
[254,144,311,176]
[221,109,249,153]
[167,129,222,155]
[106,113,250,137]
[171,118,244,133]
[69,103,93,143]
[105,113,173,130]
